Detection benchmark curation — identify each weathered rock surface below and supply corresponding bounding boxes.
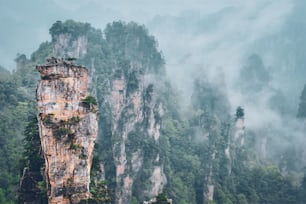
[53,34,88,58]
[106,68,166,204]
[36,57,98,204]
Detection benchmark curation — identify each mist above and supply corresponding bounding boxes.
[2,0,306,169]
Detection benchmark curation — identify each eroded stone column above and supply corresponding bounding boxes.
[36,57,98,204]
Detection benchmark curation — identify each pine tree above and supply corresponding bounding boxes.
[18,116,47,203]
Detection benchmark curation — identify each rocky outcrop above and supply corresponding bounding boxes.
[53,34,88,58]
[36,57,98,203]
[106,67,166,203]
[234,117,245,146]
[147,165,167,198]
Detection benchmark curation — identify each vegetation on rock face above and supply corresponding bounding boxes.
[82,95,98,106]
[30,41,52,63]
[53,127,70,140]
[18,116,47,203]
[154,192,169,203]
[82,95,98,113]
[0,65,35,203]
[235,106,244,120]
[104,21,165,74]
[68,116,81,124]
[49,20,91,41]
[89,180,112,203]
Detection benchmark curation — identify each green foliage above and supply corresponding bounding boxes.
[237,194,248,204]
[160,116,200,203]
[19,116,47,203]
[82,95,98,106]
[42,113,54,126]
[235,106,244,120]
[105,21,165,73]
[0,78,19,108]
[49,20,91,41]
[90,144,115,203]
[130,196,139,204]
[155,192,168,202]
[0,69,33,202]
[37,181,46,192]
[68,116,81,124]
[233,165,297,204]
[53,127,70,140]
[214,187,233,204]
[0,188,10,204]
[41,73,60,80]
[126,71,139,95]
[12,54,40,93]
[21,116,44,171]
[90,180,112,203]
[70,143,81,150]
[31,41,52,63]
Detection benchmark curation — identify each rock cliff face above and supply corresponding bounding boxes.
[36,57,98,203]
[108,69,167,204]
[234,118,245,146]
[52,34,88,59]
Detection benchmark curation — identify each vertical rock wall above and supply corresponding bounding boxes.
[108,69,166,204]
[36,58,98,204]
[234,118,245,146]
[52,34,88,59]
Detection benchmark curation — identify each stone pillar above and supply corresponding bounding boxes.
[36,58,98,204]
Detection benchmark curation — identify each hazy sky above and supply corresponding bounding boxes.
[0,0,293,71]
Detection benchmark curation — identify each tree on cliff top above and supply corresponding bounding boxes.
[49,20,91,41]
[104,21,165,73]
[235,106,244,120]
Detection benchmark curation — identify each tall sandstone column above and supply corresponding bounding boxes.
[36,58,98,203]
